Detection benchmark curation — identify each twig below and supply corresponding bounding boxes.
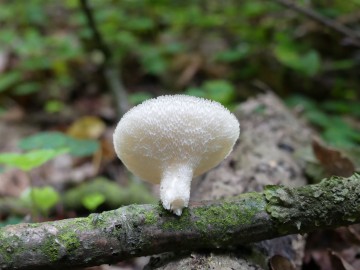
[273,0,360,46]
[0,174,359,270]
[79,0,129,117]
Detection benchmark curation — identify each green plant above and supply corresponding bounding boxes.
[274,44,321,77]
[19,132,99,157]
[185,80,236,108]
[0,148,68,171]
[21,186,60,216]
[286,95,360,148]
[81,192,106,211]
[0,148,66,219]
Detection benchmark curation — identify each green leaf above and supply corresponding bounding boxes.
[305,110,330,128]
[0,149,68,171]
[32,186,60,213]
[0,71,21,93]
[115,31,138,48]
[274,44,300,68]
[19,132,99,157]
[214,44,250,63]
[66,138,99,157]
[325,59,354,71]
[203,80,235,105]
[322,128,356,148]
[274,45,321,76]
[44,100,65,113]
[13,82,41,95]
[127,17,154,31]
[82,192,105,211]
[242,2,267,16]
[184,87,207,98]
[129,92,153,105]
[299,51,321,76]
[285,95,317,110]
[140,46,168,75]
[0,216,23,228]
[322,100,360,116]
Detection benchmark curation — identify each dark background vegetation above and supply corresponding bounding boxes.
[0,0,359,269]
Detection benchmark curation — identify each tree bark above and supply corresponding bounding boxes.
[0,174,359,270]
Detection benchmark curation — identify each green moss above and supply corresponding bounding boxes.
[0,229,29,265]
[0,231,14,264]
[41,235,60,262]
[162,208,192,231]
[58,231,80,253]
[25,223,41,228]
[194,193,265,233]
[144,211,157,225]
[162,192,266,239]
[89,213,106,226]
[64,217,92,231]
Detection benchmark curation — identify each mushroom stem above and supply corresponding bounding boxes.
[160,165,193,216]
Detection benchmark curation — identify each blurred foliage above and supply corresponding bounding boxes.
[0,216,23,228]
[63,177,157,210]
[19,132,99,157]
[21,186,60,215]
[82,192,105,211]
[129,91,154,105]
[0,0,359,223]
[0,148,68,171]
[185,79,236,108]
[0,0,359,105]
[287,95,360,148]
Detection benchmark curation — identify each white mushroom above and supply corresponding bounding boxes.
[113,95,240,215]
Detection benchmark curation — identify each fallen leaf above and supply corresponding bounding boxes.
[312,139,355,177]
[347,225,360,244]
[67,116,106,139]
[329,250,355,270]
[269,255,296,270]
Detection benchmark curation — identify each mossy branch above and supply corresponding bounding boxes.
[1,174,360,270]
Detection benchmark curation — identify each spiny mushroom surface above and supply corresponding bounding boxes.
[113,95,240,215]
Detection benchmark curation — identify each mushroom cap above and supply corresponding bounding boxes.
[113,95,240,184]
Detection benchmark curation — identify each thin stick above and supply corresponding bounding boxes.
[273,0,360,46]
[79,0,129,117]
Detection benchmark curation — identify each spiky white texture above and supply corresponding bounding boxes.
[113,95,240,215]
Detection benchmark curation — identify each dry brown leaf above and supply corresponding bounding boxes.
[347,225,360,244]
[329,250,356,270]
[67,116,106,139]
[312,139,355,177]
[269,255,296,270]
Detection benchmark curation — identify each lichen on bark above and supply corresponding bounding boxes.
[265,173,360,233]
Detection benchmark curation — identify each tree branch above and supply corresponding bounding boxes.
[0,174,359,269]
[273,0,360,46]
[79,0,129,117]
